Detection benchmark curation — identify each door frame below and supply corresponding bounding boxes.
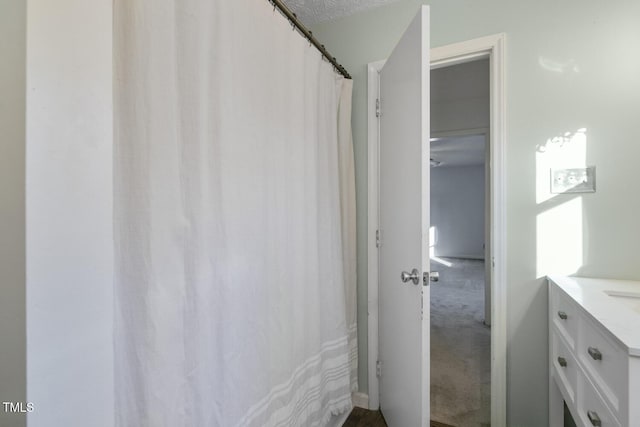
[367,33,507,426]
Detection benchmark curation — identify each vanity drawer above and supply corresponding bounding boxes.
[548,276,640,427]
[551,327,578,404]
[577,368,621,427]
[550,285,580,349]
[577,315,627,414]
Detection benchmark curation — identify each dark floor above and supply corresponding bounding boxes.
[342,408,386,427]
[343,408,455,427]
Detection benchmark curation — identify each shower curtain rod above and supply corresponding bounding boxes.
[269,0,352,80]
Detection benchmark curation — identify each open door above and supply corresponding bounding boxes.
[378,6,430,426]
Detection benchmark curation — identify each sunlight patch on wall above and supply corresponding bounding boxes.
[536,196,583,277]
[538,56,580,74]
[536,128,588,277]
[429,225,453,267]
[536,128,587,204]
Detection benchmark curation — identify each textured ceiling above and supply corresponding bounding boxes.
[281,0,402,26]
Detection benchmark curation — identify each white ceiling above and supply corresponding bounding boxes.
[282,0,402,26]
[430,134,486,167]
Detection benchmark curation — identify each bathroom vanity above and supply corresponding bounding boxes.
[548,276,640,427]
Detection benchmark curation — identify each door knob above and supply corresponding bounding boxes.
[429,271,439,282]
[400,269,420,285]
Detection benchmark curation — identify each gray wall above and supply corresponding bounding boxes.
[432,58,489,133]
[431,165,485,259]
[312,1,640,425]
[0,0,26,426]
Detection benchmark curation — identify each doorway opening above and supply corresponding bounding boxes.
[366,33,506,426]
[429,57,491,427]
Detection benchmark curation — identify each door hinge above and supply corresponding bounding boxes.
[376,360,382,378]
[376,98,381,118]
[375,229,381,248]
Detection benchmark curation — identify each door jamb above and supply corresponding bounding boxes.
[367,33,507,427]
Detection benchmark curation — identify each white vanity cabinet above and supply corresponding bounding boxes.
[548,276,640,427]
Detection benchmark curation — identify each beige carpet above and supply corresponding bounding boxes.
[430,257,491,427]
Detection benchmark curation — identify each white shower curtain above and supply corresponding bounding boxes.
[114,0,356,426]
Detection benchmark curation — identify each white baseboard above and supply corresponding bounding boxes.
[436,254,485,261]
[351,392,370,409]
[338,392,370,426]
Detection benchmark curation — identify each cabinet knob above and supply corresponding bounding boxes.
[558,311,568,320]
[587,410,602,426]
[557,356,567,368]
[588,347,603,361]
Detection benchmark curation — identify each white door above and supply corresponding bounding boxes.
[378,6,430,427]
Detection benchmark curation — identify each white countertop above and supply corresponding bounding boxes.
[548,275,640,357]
